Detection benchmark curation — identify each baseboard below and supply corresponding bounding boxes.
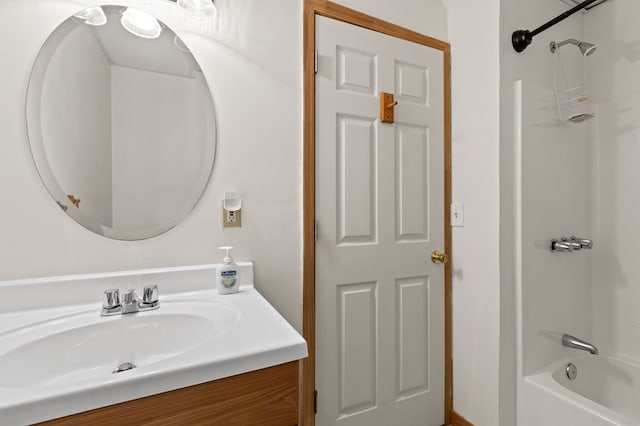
[450,410,474,426]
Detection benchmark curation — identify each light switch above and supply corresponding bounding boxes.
[451,203,464,227]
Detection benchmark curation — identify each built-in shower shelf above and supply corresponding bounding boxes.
[560,0,612,12]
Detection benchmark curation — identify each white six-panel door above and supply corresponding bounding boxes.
[315,16,445,426]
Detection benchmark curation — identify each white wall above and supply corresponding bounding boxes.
[443,1,501,425]
[586,0,640,362]
[500,1,593,425]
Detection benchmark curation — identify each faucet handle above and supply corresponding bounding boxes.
[551,239,573,252]
[566,238,582,251]
[142,285,159,306]
[123,288,138,305]
[103,289,120,309]
[572,236,593,249]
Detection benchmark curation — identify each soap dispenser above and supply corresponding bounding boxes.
[216,246,239,294]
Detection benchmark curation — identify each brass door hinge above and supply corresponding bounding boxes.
[314,50,318,74]
[314,220,319,244]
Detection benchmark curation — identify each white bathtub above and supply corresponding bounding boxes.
[523,355,640,426]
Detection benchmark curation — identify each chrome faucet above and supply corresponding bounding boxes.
[101,285,160,316]
[562,334,599,355]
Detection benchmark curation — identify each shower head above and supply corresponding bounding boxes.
[550,39,597,56]
[578,42,597,56]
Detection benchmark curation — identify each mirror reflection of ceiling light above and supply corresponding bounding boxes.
[121,8,162,39]
[177,0,217,19]
[72,6,107,26]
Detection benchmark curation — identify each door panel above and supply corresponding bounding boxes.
[338,281,377,416]
[337,46,377,95]
[395,124,430,242]
[396,275,430,399]
[315,15,445,426]
[395,60,430,105]
[337,114,377,245]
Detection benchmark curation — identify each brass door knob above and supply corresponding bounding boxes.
[431,250,449,264]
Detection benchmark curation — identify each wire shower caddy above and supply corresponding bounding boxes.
[551,47,596,123]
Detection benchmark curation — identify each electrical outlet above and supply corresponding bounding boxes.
[222,206,242,228]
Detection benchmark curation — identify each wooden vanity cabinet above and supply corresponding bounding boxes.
[41,361,299,426]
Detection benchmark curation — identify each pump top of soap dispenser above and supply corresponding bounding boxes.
[219,246,234,264]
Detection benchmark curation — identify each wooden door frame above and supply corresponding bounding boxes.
[302,1,452,425]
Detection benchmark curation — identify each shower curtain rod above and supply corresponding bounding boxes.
[512,0,600,53]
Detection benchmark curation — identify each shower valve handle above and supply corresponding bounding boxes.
[551,237,594,252]
[551,239,573,252]
[572,237,593,249]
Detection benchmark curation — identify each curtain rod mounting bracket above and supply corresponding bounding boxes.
[512,30,533,52]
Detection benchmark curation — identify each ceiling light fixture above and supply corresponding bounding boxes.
[72,6,107,26]
[121,8,162,39]
[175,0,217,19]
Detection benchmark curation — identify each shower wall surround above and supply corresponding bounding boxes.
[500,0,592,424]
[586,0,640,363]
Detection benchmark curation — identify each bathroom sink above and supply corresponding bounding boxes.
[0,300,241,389]
[0,263,307,425]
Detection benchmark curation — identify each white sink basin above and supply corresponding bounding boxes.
[0,263,308,425]
[0,300,240,388]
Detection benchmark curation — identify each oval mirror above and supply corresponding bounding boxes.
[26,5,216,240]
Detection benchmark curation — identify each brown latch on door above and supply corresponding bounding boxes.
[380,92,398,123]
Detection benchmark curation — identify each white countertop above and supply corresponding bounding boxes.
[0,263,307,425]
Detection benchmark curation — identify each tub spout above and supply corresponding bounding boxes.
[562,334,599,355]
